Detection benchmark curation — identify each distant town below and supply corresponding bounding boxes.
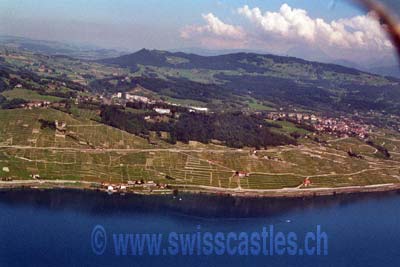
[267,112,370,139]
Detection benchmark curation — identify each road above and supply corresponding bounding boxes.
[0,145,243,154]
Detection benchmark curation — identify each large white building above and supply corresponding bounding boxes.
[189,106,208,112]
[126,94,149,103]
[154,108,171,115]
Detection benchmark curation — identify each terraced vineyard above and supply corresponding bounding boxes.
[1,108,400,191]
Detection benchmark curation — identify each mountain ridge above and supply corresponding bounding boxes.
[91,48,400,115]
[99,48,378,77]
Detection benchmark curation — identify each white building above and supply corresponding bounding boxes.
[154,108,171,115]
[311,115,318,122]
[112,92,122,99]
[190,106,208,112]
[107,185,115,192]
[126,94,149,103]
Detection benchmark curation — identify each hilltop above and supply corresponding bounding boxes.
[100,48,366,74]
[97,49,400,115]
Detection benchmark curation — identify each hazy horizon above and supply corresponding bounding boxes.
[1,0,399,66]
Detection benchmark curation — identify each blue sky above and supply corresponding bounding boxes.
[1,0,361,27]
[0,0,395,64]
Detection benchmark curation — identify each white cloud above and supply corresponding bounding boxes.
[180,13,246,48]
[181,3,395,63]
[237,4,391,51]
[181,13,245,39]
[238,4,316,42]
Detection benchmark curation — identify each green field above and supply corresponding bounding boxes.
[267,120,310,135]
[246,97,275,111]
[2,88,62,102]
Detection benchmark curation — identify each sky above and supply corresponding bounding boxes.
[0,0,397,65]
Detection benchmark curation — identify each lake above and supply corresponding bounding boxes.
[0,189,399,266]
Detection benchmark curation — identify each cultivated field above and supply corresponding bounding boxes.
[1,108,400,191]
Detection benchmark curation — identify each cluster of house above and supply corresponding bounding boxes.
[112,92,154,103]
[267,112,369,139]
[23,101,67,109]
[100,180,169,193]
[20,101,50,109]
[267,112,319,122]
[101,182,128,193]
[75,94,103,105]
[313,117,369,139]
[111,91,208,113]
[152,106,208,115]
[14,80,69,107]
[125,93,153,104]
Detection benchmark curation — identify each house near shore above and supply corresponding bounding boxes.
[303,177,312,187]
[107,185,115,192]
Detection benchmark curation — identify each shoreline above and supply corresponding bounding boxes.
[1,179,400,199]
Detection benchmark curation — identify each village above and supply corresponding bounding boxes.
[266,111,370,139]
[98,180,172,195]
[17,87,209,118]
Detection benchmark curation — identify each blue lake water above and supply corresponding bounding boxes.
[0,189,399,266]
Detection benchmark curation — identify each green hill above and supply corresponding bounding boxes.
[98,49,400,114]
